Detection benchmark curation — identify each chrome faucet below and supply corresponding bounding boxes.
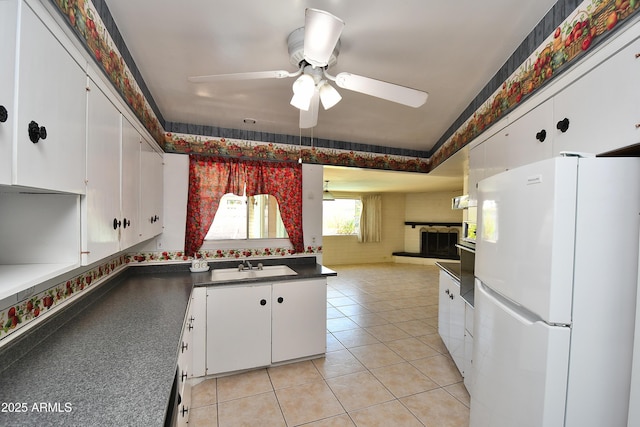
[238,259,264,271]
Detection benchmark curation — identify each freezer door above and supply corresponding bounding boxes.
[476,157,578,324]
[470,280,570,427]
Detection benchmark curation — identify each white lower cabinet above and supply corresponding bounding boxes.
[206,284,272,375]
[190,287,207,378]
[272,279,327,363]
[464,302,474,393]
[438,270,465,375]
[203,278,327,376]
[176,296,195,427]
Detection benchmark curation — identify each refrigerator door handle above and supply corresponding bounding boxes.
[477,281,546,326]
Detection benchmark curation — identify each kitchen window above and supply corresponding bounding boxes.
[205,193,288,240]
[322,198,362,236]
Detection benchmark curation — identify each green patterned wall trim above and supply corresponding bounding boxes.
[164,133,431,173]
[430,0,640,169]
[51,0,165,145]
[0,255,127,342]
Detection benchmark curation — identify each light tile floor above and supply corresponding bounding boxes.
[189,263,470,426]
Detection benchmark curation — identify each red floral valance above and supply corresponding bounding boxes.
[185,155,303,256]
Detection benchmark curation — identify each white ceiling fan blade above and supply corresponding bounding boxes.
[303,8,344,68]
[334,72,428,108]
[299,91,319,128]
[188,70,297,83]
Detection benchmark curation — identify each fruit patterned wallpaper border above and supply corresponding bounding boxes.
[51,0,165,145]
[50,0,638,172]
[429,0,640,170]
[126,246,322,264]
[163,133,431,173]
[0,255,127,342]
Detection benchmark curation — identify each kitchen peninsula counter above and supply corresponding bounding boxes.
[436,261,461,282]
[0,257,335,426]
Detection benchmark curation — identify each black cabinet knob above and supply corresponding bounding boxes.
[277,297,284,304]
[535,129,547,142]
[123,218,131,228]
[113,218,121,230]
[260,299,267,306]
[28,120,47,143]
[0,105,7,123]
[556,118,570,133]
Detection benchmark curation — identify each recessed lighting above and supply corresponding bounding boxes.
[243,118,257,124]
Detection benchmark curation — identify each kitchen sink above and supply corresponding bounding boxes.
[210,265,298,283]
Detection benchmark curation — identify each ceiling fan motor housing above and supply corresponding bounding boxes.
[287,27,340,69]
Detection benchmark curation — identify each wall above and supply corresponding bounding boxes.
[403,190,464,253]
[322,193,405,266]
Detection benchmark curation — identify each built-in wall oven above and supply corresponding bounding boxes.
[456,242,475,306]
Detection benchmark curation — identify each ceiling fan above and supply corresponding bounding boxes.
[188,8,428,128]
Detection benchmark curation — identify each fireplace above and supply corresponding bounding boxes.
[421,228,459,259]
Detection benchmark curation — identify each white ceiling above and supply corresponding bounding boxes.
[103,0,557,192]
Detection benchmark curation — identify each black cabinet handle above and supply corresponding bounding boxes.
[536,129,547,142]
[28,120,47,143]
[556,118,570,133]
[113,218,121,230]
[150,215,160,223]
[181,370,188,382]
[181,406,188,417]
[277,297,284,304]
[0,105,7,123]
[123,218,131,228]
[181,342,188,352]
[260,299,267,306]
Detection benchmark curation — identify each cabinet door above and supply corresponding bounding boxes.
[449,281,466,373]
[467,143,484,207]
[438,271,452,350]
[0,0,18,186]
[14,2,86,193]
[120,116,140,250]
[507,99,554,169]
[483,130,509,178]
[139,138,163,241]
[553,36,640,156]
[206,285,271,374]
[272,279,327,363]
[82,79,121,265]
[190,287,207,378]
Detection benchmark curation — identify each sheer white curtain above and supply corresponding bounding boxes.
[358,194,382,243]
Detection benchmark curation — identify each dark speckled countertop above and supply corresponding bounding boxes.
[0,257,335,427]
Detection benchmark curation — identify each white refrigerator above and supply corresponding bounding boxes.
[470,155,640,427]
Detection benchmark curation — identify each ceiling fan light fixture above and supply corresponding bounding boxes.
[319,81,341,110]
[303,8,345,67]
[290,74,315,110]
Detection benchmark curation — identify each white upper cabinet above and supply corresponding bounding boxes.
[507,99,554,169]
[0,1,18,186]
[553,35,640,156]
[139,138,164,241]
[82,77,121,265]
[1,0,87,193]
[120,116,141,250]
